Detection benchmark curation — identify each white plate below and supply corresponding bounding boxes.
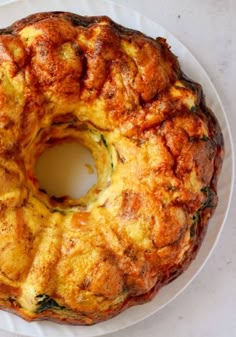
[0,0,234,336]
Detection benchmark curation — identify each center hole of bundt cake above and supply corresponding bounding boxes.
[35,142,97,199]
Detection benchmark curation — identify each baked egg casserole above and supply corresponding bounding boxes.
[0,12,224,324]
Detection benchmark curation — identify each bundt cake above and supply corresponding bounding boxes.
[0,12,224,324]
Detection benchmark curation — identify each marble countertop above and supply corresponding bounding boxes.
[0,0,235,336]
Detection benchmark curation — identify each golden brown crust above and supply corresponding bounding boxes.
[0,12,224,325]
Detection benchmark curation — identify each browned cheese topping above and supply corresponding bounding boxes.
[0,12,223,324]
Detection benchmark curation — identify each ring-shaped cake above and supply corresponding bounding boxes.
[0,12,223,324]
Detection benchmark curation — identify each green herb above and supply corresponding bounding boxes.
[190,186,216,238]
[49,208,66,215]
[35,294,65,313]
[192,211,200,223]
[190,211,200,237]
[201,186,216,209]
[190,224,196,237]
[101,134,108,148]
[190,105,198,113]
[201,186,209,194]
[200,135,209,141]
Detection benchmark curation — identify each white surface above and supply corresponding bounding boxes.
[0,0,235,336]
[35,143,97,199]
